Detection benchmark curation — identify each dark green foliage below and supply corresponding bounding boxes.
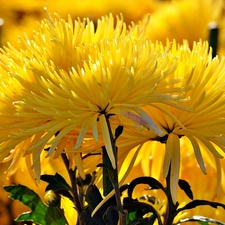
[123,198,163,225]
[178,179,194,200]
[114,126,124,140]
[77,174,93,187]
[4,184,68,225]
[80,185,118,225]
[41,173,73,201]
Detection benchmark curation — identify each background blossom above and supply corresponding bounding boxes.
[0,0,164,47]
[118,40,225,202]
[1,1,225,224]
[143,0,225,56]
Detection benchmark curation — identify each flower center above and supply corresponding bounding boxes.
[151,126,184,144]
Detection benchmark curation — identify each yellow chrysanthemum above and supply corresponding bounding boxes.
[0,13,184,179]
[118,40,225,203]
[121,139,225,223]
[0,0,164,48]
[143,0,225,56]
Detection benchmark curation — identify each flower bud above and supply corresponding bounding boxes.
[44,190,61,207]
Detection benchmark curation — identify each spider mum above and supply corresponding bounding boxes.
[0,13,185,178]
[117,40,225,203]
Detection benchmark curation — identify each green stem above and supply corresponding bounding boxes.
[208,22,219,58]
[103,116,126,225]
[61,153,83,225]
[164,166,177,225]
[102,145,114,196]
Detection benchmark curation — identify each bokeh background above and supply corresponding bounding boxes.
[0,0,225,224]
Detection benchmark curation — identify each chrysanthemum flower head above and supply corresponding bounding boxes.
[118,40,225,203]
[0,13,185,179]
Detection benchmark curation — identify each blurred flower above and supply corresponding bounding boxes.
[143,0,225,56]
[47,0,163,24]
[118,40,225,203]
[0,0,45,48]
[0,13,184,180]
[179,157,225,222]
[0,0,165,47]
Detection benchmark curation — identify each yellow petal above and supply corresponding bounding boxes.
[186,134,206,174]
[99,114,116,168]
[74,154,85,180]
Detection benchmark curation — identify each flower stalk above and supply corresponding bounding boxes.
[61,153,83,225]
[208,22,219,58]
[102,115,127,225]
[164,165,178,225]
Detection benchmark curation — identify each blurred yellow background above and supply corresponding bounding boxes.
[1,0,225,224]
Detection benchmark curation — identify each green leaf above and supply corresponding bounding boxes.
[77,174,93,186]
[41,173,74,201]
[178,179,193,200]
[198,221,209,225]
[127,211,136,222]
[114,125,124,140]
[4,184,68,225]
[41,173,73,192]
[80,185,118,225]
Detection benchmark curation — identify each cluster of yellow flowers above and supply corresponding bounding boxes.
[0,0,161,48]
[1,0,225,53]
[0,0,225,224]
